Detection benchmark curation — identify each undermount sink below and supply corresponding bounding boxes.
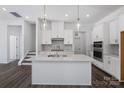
[48,54,67,57]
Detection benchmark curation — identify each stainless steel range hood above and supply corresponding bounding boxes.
[51,38,64,41]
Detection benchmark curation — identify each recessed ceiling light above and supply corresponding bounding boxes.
[86,14,90,18]
[65,14,68,17]
[25,16,29,19]
[2,8,7,11]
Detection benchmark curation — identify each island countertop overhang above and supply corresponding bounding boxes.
[31,54,95,62]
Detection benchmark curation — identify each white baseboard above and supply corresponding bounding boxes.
[0,61,8,64]
[8,59,17,63]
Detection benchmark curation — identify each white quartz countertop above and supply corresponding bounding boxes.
[104,54,119,58]
[31,52,95,62]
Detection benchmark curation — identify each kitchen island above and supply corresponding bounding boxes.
[32,52,94,86]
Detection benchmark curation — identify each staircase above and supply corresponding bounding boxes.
[21,51,36,65]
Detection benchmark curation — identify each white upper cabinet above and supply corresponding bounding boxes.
[42,30,51,44]
[92,24,104,42]
[118,13,124,32]
[51,22,58,38]
[51,21,64,38]
[109,19,119,44]
[41,21,74,45]
[64,30,73,44]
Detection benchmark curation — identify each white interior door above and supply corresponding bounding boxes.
[10,35,17,60]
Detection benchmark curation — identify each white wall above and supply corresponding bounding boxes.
[24,21,36,54]
[0,23,8,63]
[64,22,93,31]
[7,25,22,60]
[36,18,42,55]
[95,7,124,25]
[0,19,36,64]
[31,24,36,51]
[0,19,24,64]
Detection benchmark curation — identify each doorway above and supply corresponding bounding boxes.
[74,32,86,54]
[121,31,124,81]
[7,25,22,62]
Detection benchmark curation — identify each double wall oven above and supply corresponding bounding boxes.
[93,41,103,62]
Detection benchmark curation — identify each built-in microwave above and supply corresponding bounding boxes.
[93,41,103,49]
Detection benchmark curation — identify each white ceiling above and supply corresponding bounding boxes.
[0,5,123,24]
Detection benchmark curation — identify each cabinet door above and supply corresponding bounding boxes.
[104,56,120,80]
[92,28,97,42]
[64,30,73,44]
[111,57,120,79]
[104,56,111,73]
[47,31,51,44]
[97,24,104,41]
[92,24,103,42]
[51,22,58,38]
[52,22,64,38]
[109,19,119,44]
[42,30,51,44]
[58,22,64,38]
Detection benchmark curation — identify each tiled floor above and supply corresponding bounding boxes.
[0,60,124,88]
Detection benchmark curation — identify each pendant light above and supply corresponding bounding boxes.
[76,5,80,31]
[42,5,47,31]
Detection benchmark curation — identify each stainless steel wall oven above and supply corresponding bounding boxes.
[93,41,103,62]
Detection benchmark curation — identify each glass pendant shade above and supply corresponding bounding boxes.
[42,18,47,31]
[76,5,81,31]
[77,22,80,31]
[41,5,47,31]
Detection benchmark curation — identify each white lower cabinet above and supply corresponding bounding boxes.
[111,57,120,80]
[104,56,112,74]
[103,55,119,80]
[93,55,120,80]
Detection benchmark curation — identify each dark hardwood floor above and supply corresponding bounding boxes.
[0,61,124,88]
